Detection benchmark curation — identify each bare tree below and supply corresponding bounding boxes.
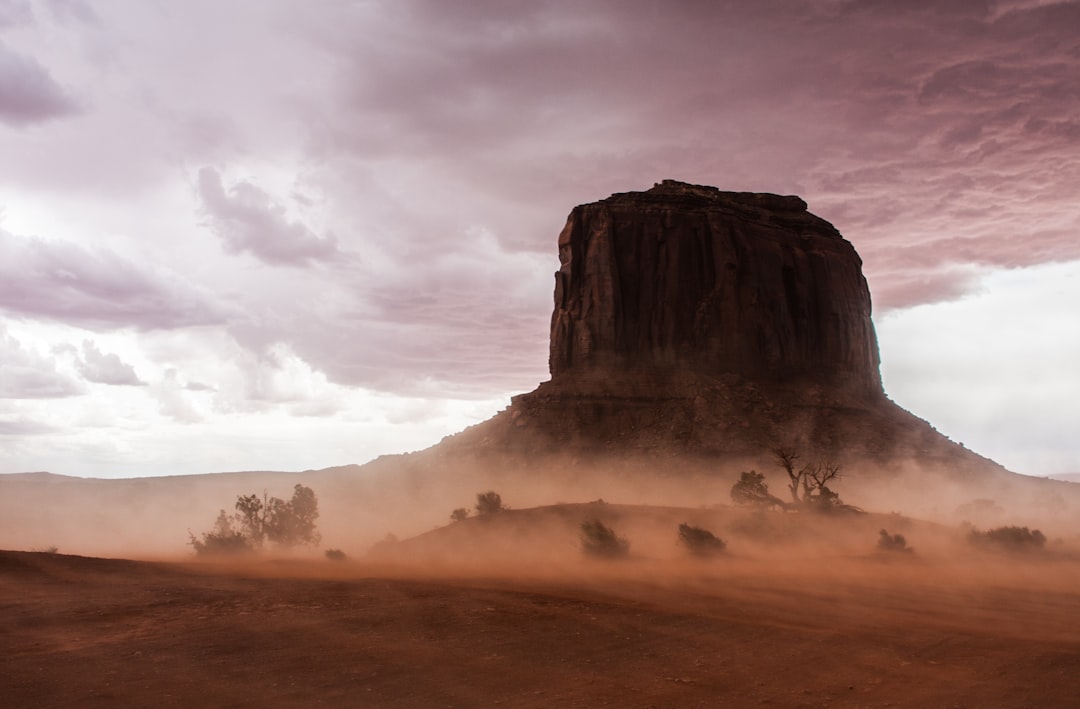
[773,447,806,504]
[803,461,842,507]
[772,448,847,510]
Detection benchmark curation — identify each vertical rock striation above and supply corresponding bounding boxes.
[548,180,882,397]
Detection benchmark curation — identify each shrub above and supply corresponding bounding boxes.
[678,523,727,556]
[475,491,503,516]
[877,529,912,553]
[450,507,470,522]
[969,525,1046,551]
[325,548,347,561]
[730,470,783,508]
[580,519,629,558]
[189,509,255,557]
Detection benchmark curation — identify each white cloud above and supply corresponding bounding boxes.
[0,325,83,398]
[75,340,146,385]
[150,369,203,424]
[878,260,1080,475]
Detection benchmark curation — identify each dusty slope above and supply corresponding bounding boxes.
[4,543,1080,708]
[4,449,1080,560]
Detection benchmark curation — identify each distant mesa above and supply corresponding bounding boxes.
[454,180,1001,472]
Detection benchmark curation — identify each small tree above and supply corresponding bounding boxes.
[580,519,629,558]
[235,492,268,546]
[475,491,503,516]
[774,447,804,505]
[450,507,470,522]
[730,470,784,508]
[189,484,321,555]
[266,484,321,547]
[678,523,727,556]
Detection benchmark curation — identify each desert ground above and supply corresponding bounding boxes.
[4,504,1080,708]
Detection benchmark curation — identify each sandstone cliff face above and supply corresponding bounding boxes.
[548,180,882,398]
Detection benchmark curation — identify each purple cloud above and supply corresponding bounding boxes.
[0,41,78,127]
[0,2,32,29]
[0,228,225,331]
[291,0,1080,315]
[197,167,341,266]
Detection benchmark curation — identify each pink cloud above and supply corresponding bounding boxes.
[0,228,225,330]
[197,167,341,266]
[0,41,77,127]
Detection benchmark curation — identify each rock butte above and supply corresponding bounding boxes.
[547,180,881,396]
[453,180,1006,476]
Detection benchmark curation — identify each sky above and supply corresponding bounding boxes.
[0,0,1077,479]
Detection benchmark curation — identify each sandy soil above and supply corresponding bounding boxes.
[3,548,1080,708]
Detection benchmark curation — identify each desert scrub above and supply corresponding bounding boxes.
[877,529,912,553]
[580,519,630,558]
[475,491,504,515]
[678,523,727,556]
[968,525,1046,552]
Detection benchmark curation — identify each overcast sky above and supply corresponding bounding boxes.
[1,0,1077,478]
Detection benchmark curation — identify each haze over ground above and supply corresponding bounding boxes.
[1,1,1078,478]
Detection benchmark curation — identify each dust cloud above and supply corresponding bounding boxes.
[2,449,1078,565]
[5,451,1080,706]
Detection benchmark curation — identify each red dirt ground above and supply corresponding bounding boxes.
[3,549,1080,708]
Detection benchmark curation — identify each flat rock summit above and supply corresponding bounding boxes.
[548,180,881,396]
